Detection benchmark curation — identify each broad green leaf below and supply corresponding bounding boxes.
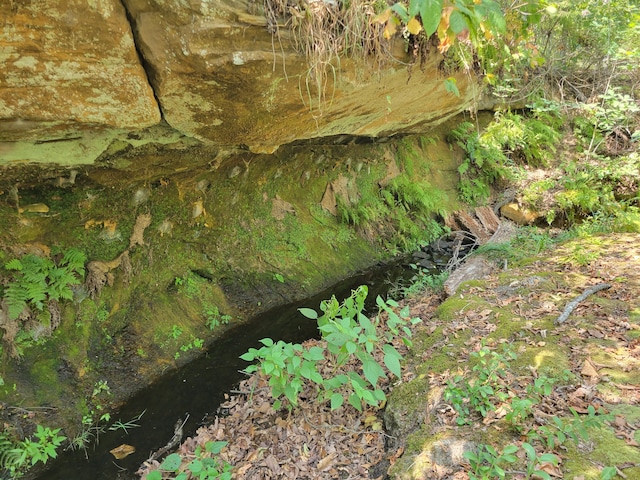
[330,393,344,410]
[348,393,362,411]
[298,307,318,319]
[146,471,162,480]
[391,3,409,23]
[160,453,182,471]
[362,356,386,386]
[502,444,519,455]
[304,346,325,361]
[522,442,536,459]
[383,351,402,379]
[420,0,444,38]
[206,441,228,454]
[539,453,559,464]
[188,459,203,474]
[260,338,274,347]
[408,0,421,17]
[449,9,468,34]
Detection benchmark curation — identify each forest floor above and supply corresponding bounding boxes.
[137,231,640,480]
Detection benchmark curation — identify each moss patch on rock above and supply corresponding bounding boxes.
[0,127,463,438]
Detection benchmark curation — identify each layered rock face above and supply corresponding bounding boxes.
[0,0,160,140]
[122,0,478,152]
[1,0,477,163]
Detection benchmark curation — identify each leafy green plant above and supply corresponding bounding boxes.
[241,338,324,410]
[203,304,231,330]
[3,248,86,320]
[444,345,515,424]
[241,285,420,412]
[376,0,506,56]
[18,425,66,467]
[464,443,518,480]
[1,425,66,478]
[394,267,448,298]
[451,107,563,205]
[521,442,560,480]
[174,274,201,299]
[528,405,611,451]
[175,337,205,359]
[0,431,23,477]
[146,441,231,480]
[169,325,183,340]
[450,121,512,204]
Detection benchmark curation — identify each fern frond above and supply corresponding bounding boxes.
[4,258,23,271]
[61,248,86,276]
[0,433,25,473]
[4,283,28,320]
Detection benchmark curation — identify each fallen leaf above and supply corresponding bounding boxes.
[109,444,135,459]
[317,452,337,471]
[580,359,600,378]
[538,461,563,477]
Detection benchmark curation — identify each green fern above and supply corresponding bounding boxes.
[0,432,25,476]
[61,248,86,276]
[4,258,23,271]
[2,249,86,321]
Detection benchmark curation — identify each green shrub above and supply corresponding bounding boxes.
[146,441,231,480]
[241,285,420,412]
[0,425,66,478]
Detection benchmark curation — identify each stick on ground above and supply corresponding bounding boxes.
[555,283,611,325]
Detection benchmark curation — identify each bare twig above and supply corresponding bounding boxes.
[147,414,190,462]
[555,283,611,325]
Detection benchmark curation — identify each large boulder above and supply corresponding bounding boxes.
[1,0,477,163]
[0,0,160,161]
[122,0,478,152]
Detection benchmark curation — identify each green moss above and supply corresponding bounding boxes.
[564,426,640,479]
[0,129,465,440]
[435,295,484,321]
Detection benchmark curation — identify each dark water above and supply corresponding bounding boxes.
[38,261,413,480]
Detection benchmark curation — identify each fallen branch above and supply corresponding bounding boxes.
[147,414,189,462]
[555,283,611,325]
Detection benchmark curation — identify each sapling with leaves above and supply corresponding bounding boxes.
[241,285,421,412]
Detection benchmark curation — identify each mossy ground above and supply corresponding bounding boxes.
[387,232,640,480]
[0,128,462,440]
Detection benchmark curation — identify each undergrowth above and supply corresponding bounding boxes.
[241,285,420,412]
[444,345,616,480]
